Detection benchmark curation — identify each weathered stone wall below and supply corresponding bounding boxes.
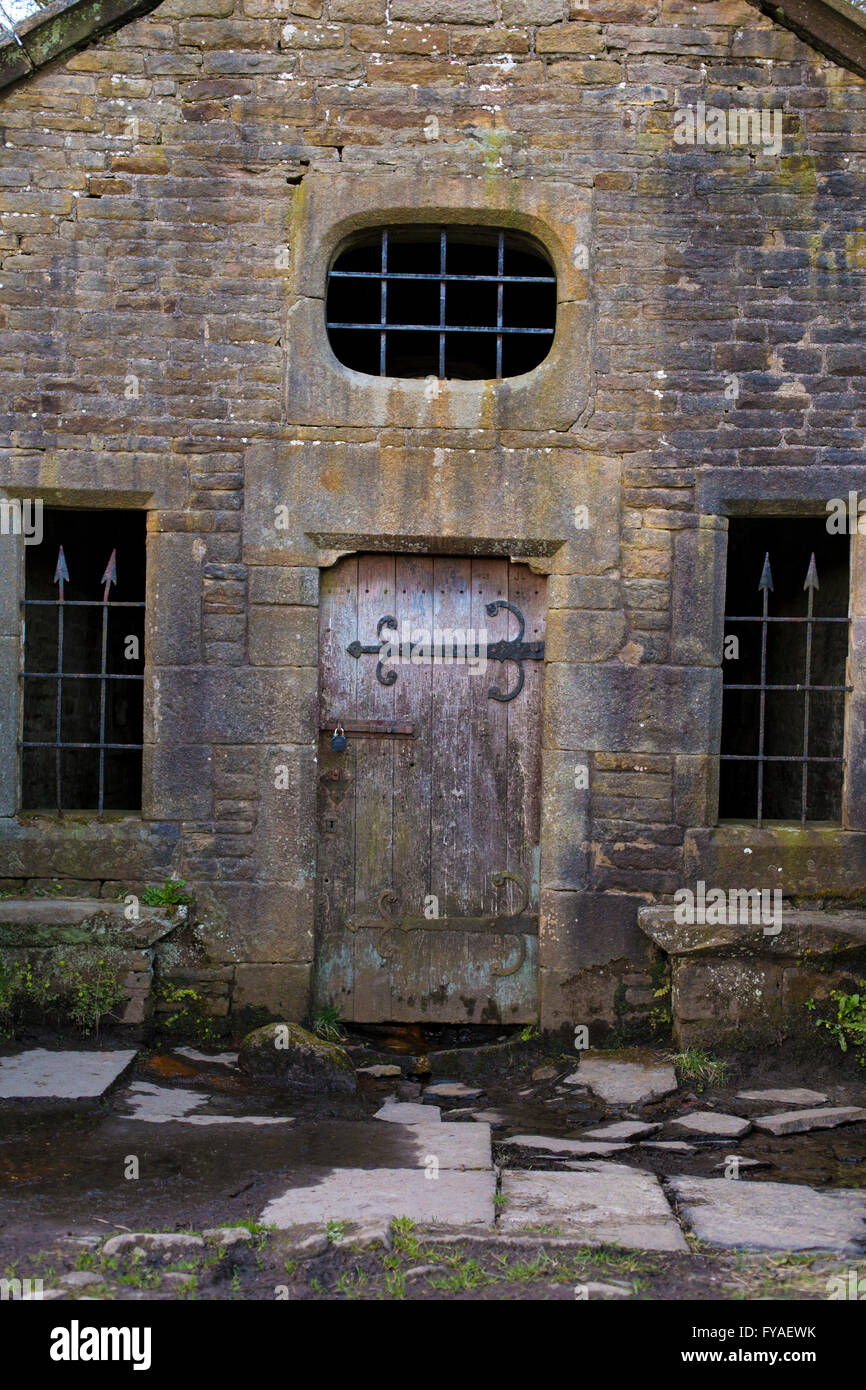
[1,0,865,1036]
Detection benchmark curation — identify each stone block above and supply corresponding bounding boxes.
[254,744,317,883]
[146,667,317,744]
[671,519,726,667]
[544,664,722,754]
[0,532,21,636]
[147,532,203,666]
[248,566,319,606]
[142,744,214,820]
[232,962,311,1019]
[197,882,314,964]
[547,574,621,609]
[0,636,17,817]
[248,605,318,666]
[673,754,718,827]
[545,607,627,663]
[540,750,590,890]
[244,441,618,571]
[0,819,179,882]
[539,889,649,976]
[390,0,496,21]
[502,0,569,20]
[683,826,866,898]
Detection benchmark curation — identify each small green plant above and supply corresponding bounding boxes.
[666,1048,731,1089]
[326,1219,347,1244]
[313,1005,346,1041]
[65,958,126,1035]
[154,980,221,1043]
[141,878,191,907]
[806,984,866,1060]
[493,1191,510,1209]
[0,950,122,1038]
[519,1022,539,1042]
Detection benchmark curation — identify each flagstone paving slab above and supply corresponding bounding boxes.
[736,1088,828,1107]
[260,1168,496,1228]
[571,1053,678,1106]
[0,1049,137,1099]
[584,1120,660,1140]
[753,1106,866,1136]
[375,1102,440,1125]
[499,1164,689,1252]
[401,1121,492,1170]
[507,1134,635,1158]
[423,1082,484,1101]
[669,1111,751,1138]
[668,1177,866,1253]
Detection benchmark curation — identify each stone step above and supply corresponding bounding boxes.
[0,897,184,947]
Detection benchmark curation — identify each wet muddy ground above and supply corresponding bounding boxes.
[1,1036,865,1300]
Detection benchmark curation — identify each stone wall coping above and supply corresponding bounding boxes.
[638,903,866,957]
[0,897,184,946]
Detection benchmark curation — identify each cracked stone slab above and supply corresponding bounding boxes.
[399,1121,492,1171]
[583,1121,660,1141]
[0,1049,138,1099]
[260,1168,496,1228]
[668,1177,866,1253]
[499,1165,688,1252]
[641,1141,696,1153]
[423,1082,484,1101]
[736,1088,828,1107]
[507,1134,634,1158]
[753,1106,866,1136]
[374,1102,440,1125]
[669,1111,751,1138]
[571,1054,678,1107]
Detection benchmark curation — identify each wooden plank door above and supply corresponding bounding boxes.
[314,554,545,1024]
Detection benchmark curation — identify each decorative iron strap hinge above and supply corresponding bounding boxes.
[344,873,536,977]
[346,600,543,703]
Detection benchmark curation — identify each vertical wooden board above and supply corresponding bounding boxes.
[470,558,509,912]
[427,557,474,1014]
[352,553,397,1020]
[461,558,515,1020]
[506,563,546,911]
[314,557,358,1018]
[387,554,434,1020]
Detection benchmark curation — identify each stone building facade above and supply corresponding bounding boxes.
[1,0,866,1043]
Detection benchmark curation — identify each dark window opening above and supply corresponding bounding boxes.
[719,518,850,825]
[326,226,557,380]
[21,509,146,814]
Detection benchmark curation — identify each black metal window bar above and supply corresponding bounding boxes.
[20,545,145,816]
[326,226,556,379]
[721,550,851,827]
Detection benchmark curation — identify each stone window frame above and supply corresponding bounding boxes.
[0,492,175,827]
[283,170,594,434]
[691,469,866,832]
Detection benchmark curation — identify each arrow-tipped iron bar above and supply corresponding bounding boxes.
[801,553,819,826]
[53,546,68,816]
[756,552,772,827]
[97,550,117,818]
